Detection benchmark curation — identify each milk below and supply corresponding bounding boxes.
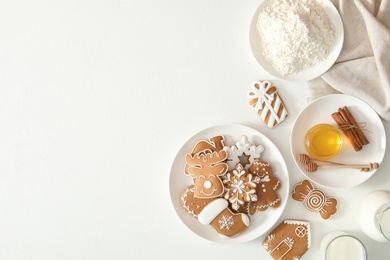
[326,236,366,260]
[358,190,390,242]
[320,231,367,260]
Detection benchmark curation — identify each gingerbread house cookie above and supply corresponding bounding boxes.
[263,219,311,260]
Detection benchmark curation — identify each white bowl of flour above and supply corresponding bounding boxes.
[249,0,344,81]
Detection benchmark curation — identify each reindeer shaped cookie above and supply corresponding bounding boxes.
[185,150,228,199]
[185,135,225,175]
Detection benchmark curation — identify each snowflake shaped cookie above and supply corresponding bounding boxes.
[223,163,259,211]
[223,135,264,171]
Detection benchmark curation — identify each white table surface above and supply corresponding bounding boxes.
[1,0,389,259]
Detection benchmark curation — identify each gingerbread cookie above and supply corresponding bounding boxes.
[248,160,281,216]
[223,135,264,171]
[185,135,225,175]
[263,219,311,260]
[185,150,228,198]
[181,185,250,238]
[180,185,215,218]
[199,198,250,238]
[223,163,259,211]
[292,179,337,220]
[247,80,288,128]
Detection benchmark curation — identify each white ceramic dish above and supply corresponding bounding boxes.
[291,94,386,189]
[249,0,344,81]
[169,124,289,243]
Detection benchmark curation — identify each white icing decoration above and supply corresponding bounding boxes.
[295,226,307,238]
[198,198,228,225]
[181,186,197,218]
[218,215,234,230]
[284,220,312,249]
[204,180,212,189]
[247,80,288,128]
[285,237,295,247]
[269,236,294,259]
[223,136,264,170]
[241,213,250,227]
[261,175,270,182]
[223,163,257,209]
[268,234,275,241]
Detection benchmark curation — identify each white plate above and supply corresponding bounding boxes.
[291,94,386,189]
[169,124,289,243]
[249,0,344,81]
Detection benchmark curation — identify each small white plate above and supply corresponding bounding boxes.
[291,94,386,189]
[169,124,289,243]
[249,0,344,81]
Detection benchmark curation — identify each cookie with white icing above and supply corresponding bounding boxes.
[181,185,250,238]
[223,163,259,211]
[223,135,264,171]
[263,219,311,259]
[186,150,228,199]
[184,135,225,175]
[292,179,337,220]
[248,160,281,216]
[197,198,250,238]
[247,80,288,128]
[181,185,215,218]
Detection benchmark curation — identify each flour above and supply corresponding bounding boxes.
[257,0,335,75]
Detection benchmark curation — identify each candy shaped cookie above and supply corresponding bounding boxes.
[247,80,288,128]
[223,135,264,171]
[185,150,228,199]
[223,163,259,211]
[292,179,338,220]
[181,185,250,238]
[248,160,281,216]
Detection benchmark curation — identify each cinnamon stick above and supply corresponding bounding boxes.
[339,106,369,146]
[332,111,362,151]
[338,108,363,147]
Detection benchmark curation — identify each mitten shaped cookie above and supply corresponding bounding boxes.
[248,160,281,216]
[181,185,250,238]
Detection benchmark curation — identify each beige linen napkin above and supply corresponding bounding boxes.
[307,0,390,122]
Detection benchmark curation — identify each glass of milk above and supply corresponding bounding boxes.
[358,190,390,242]
[320,231,367,260]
